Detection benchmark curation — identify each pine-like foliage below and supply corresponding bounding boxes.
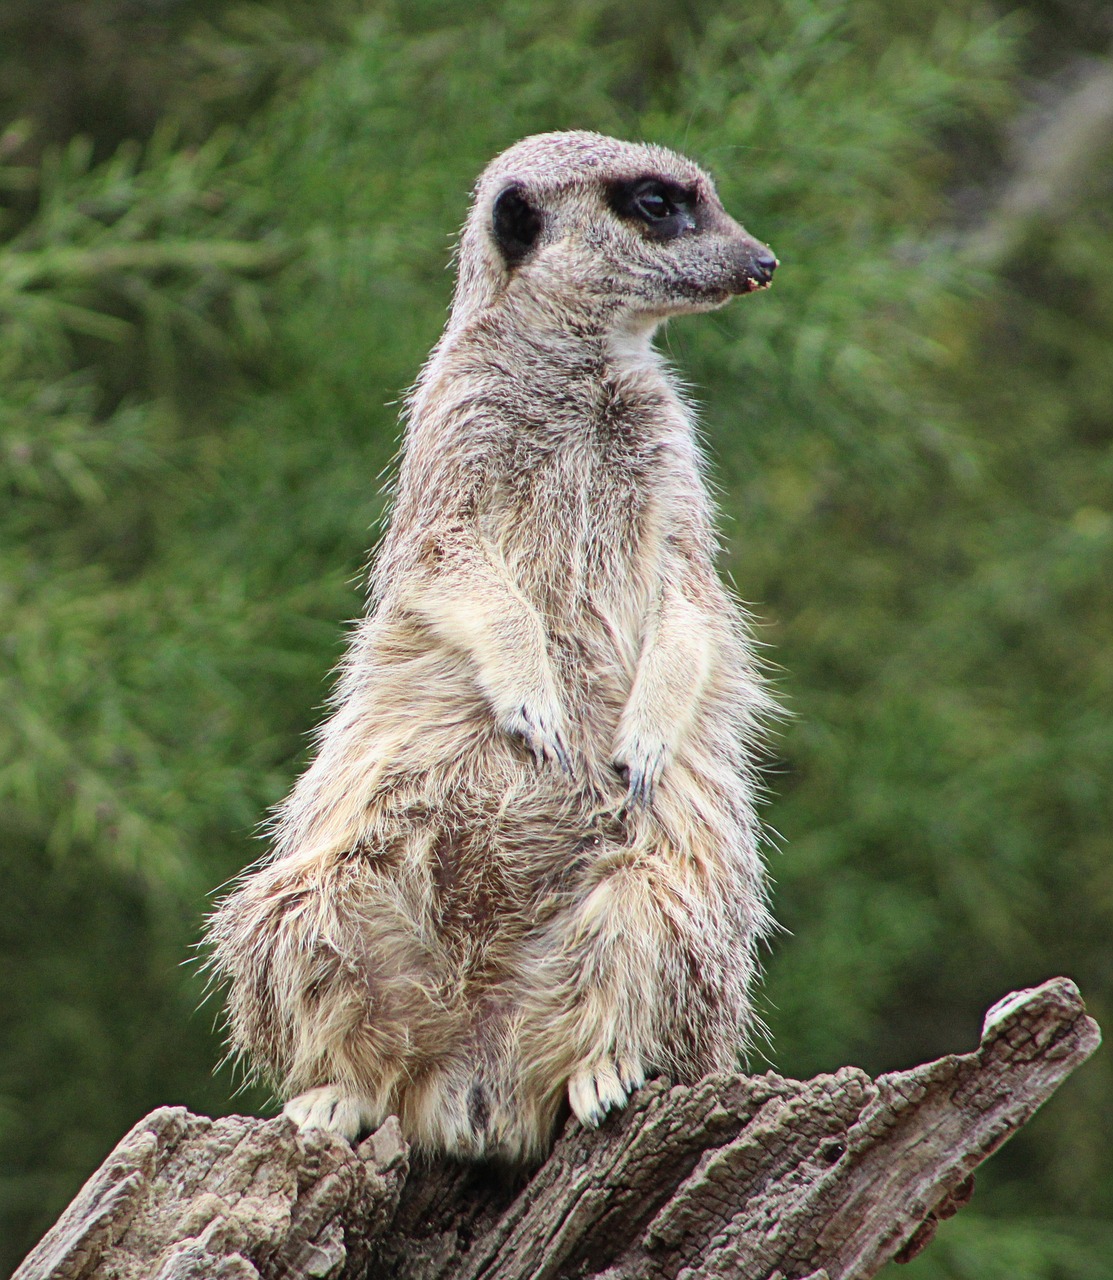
[1,2,1110,1273]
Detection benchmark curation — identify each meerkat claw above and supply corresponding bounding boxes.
[283,1085,370,1142]
[505,704,572,774]
[568,1060,633,1127]
[614,741,668,809]
[617,1054,647,1092]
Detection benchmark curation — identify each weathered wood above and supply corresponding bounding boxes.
[12,1110,410,1280]
[14,977,1100,1280]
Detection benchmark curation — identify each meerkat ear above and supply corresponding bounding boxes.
[492,184,542,266]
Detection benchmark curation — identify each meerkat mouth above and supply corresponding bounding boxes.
[735,251,778,294]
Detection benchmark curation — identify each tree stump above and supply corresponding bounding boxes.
[13,976,1101,1280]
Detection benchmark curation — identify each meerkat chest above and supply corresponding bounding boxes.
[481,433,667,611]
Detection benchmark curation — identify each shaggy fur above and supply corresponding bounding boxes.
[206,131,778,1162]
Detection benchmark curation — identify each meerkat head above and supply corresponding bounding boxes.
[451,131,776,336]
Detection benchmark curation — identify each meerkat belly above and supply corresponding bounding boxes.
[426,789,598,933]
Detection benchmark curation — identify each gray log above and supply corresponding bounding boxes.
[14,977,1101,1280]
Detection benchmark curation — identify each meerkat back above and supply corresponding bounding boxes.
[207,131,778,1162]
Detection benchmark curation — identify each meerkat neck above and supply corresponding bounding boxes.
[604,316,666,374]
[464,291,667,378]
[407,293,678,446]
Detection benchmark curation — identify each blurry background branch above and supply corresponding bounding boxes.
[968,51,1113,264]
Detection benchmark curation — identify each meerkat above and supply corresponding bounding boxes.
[206,131,778,1163]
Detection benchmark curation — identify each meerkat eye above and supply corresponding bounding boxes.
[608,177,697,240]
[631,182,679,221]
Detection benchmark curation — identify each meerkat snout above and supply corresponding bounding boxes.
[731,239,779,293]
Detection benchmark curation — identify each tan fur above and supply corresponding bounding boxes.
[206,131,778,1162]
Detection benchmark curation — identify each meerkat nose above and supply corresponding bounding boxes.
[751,248,778,284]
[721,228,778,295]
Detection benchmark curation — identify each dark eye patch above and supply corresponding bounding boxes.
[608,176,698,240]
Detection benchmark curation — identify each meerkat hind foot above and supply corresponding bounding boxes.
[618,1054,647,1092]
[568,1055,645,1127]
[283,1085,373,1142]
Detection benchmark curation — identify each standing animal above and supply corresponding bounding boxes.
[207,131,778,1162]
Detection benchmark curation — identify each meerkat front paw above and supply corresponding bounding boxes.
[568,1055,646,1127]
[283,1085,373,1142]
[502,700,572,773]
[611,734,670,809]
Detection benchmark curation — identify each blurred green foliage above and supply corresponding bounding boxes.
[1,1,1110,1274]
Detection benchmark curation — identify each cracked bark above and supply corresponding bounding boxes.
[13,977,1101,1280]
